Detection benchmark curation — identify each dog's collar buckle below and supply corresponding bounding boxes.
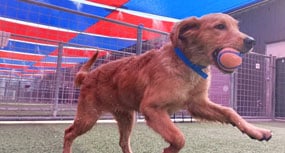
[174,48,208,79]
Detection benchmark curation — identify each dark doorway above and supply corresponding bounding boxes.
[275,58,285,117]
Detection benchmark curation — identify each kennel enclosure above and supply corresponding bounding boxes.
[0,0,284,120]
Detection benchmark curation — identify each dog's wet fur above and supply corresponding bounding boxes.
[63,13,272,153]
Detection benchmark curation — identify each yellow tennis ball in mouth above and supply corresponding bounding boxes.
[217,48,242,71]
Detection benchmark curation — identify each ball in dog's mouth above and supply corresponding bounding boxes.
[213,48,243,73]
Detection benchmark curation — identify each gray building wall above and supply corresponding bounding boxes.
[232,0,285,54]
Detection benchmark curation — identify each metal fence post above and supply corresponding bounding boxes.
[136,24,144,55]
[135,24,143,121]
[53,42,63,117]
[270,56,276,120]
[230,72,237,110]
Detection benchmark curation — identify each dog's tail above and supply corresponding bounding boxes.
[74,51,99,87]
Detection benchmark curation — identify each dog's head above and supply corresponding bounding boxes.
[170,13,255,73]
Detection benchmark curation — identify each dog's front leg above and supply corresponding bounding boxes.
[141,104,185,153]
[187,98,272,141]
[112,111,135,153]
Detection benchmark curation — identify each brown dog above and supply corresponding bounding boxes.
[63,13,272,153]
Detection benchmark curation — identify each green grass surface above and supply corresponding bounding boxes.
[0,122,284,153]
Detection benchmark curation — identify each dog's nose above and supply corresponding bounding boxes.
[242,37,256,53]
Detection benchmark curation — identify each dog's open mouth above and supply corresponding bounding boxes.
[212,48,243,74]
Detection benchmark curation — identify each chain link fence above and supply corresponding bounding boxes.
[0,0,280,121]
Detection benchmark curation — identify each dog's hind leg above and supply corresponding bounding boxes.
[63,97,102,153]
[112,110,135,153]
[188,99,272,141]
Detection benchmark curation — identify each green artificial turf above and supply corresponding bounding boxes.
[0,122,284,153]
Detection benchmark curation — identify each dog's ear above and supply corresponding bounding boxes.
[170,17,200,47]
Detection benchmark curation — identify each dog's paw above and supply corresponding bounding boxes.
[249,133,272,141]
[247,127,272,142]
[259,131,272,141]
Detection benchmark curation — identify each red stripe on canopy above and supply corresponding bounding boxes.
[0,50,44,61]
[0,63,29,69]
[33,62,77,68]
[50,48,108,57]
[87,0,129,7]
[0,20,77,42]
[85,11,173,40]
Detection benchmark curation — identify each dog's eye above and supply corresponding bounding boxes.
[214,24,226,30]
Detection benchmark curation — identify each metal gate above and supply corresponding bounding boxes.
[232,53,274,119]
[275,58,285,118]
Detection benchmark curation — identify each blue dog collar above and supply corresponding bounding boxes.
[174,48,208,79]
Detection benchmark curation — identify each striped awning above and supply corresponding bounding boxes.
[0,0,265,76]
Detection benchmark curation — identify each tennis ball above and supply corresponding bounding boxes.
[217,48,242,71]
